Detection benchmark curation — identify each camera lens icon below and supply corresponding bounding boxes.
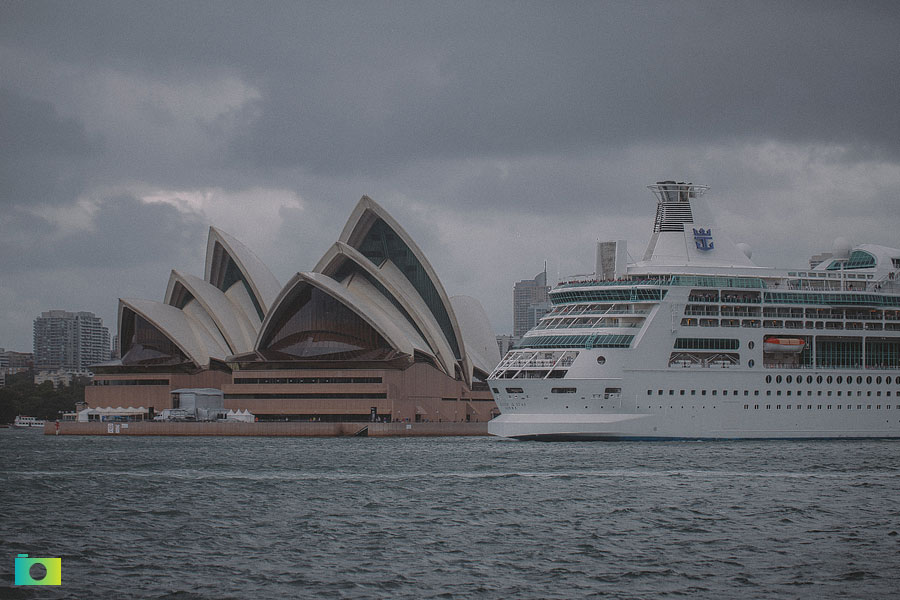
[14,554,62,586]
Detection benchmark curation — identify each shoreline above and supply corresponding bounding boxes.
[43,421,490,437]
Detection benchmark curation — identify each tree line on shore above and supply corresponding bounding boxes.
[0,371,86,423]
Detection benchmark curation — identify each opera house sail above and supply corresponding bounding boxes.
[87,197,500,424]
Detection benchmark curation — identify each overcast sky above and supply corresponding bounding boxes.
[2,1,900,351]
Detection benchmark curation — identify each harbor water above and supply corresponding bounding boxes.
[2,429,899,598]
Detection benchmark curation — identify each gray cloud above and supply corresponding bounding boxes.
[0,87,99,206]
[1,1,900,348]
[5,3,900,176]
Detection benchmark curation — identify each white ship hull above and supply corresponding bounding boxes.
[489,368,900,440]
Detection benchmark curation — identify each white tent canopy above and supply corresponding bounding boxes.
[225,409,254,423]
[78,406,148,421]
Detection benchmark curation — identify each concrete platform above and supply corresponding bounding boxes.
[45,421,489,437]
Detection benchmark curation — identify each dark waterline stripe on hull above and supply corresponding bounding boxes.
[509,434,900,442]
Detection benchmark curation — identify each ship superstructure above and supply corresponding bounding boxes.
[488,182,900,439]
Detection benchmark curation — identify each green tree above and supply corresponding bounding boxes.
[0,371,85,422]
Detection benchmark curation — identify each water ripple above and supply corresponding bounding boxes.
[2,432,899,598]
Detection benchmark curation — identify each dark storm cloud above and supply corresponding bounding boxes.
[3,2,900,180]
[0,87,99,206]
[2,1,900,348]
[0,195,205,273]
[218,2,900,175]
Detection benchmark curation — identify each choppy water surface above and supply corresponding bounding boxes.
[2,431,899,599]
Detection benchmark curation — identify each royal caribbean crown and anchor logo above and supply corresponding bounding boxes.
[692,228,714,251]
[14,554,61,586]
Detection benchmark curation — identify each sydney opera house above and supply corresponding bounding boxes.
[87,197,500,422]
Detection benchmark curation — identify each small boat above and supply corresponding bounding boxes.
[763,337,806,354]
[14,416,45,428]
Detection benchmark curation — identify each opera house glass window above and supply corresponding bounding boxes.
[260,286,396,361]
[120,311,191,366]
[358,218,461,358]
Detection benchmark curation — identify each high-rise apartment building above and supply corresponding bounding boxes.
[33,310,110,371]
[513,270,550,337]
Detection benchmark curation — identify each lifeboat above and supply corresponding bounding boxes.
[763,337,806,353]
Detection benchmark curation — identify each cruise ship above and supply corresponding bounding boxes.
[488,182,900,440]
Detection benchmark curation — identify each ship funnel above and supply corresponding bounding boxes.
[638,181,755,268]
[647,181,710,233]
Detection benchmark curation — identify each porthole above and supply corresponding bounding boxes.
[766,375,772,384]
[857,376,863,384]
[786,375,793,384]
[748,359,755,368]
[876,376,882,384]
[827,376,833,384]
[817,375,823,384]
[867,376,873,385]
[888,376,893,385]
[837,376,843,385]
[776,375,782,384]
[807,375,813,384]
[749,341,755,350]
[597,356,606,365]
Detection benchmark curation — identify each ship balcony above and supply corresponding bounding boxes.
[668,351,739,368]
[760,320,899,331]
[758,363,900,370]
[533,321,643,332]
[490,350,580,379]
[719,309,762,318]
